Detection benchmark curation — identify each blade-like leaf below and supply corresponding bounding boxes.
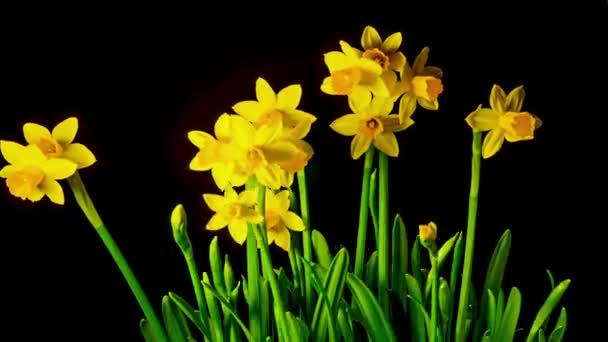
[425,231,459,298]
[337,306,354,342]
[526,279,571,342]
[285,311,310,342]
[494,287,522,342]
[312,230,333,269]
[168,292,209,338]
[300,256,338,342]
[365,251,378,290]
[210,237,227,298]
[548,307,567,342]
[411,237,423,295]
[391,214,408,302]
[202,282,255,342]
[405,273,426,342]
[140,319,160,342]
[162,295,191,342]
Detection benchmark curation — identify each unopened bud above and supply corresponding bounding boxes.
[171,204,192,255]
[419,221,438,252]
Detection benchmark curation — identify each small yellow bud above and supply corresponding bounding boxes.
[171,204,192,255]
[419,221,438,252]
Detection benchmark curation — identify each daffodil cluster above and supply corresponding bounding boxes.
[188,77,312,250]
[322,25,445,159]
[0,117,96,205]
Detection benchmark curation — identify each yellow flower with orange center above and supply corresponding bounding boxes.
[359,25,407,73]
[278,139,314,188]
[0,140,77,204]
[465,84,542,159]
[399,47,445,123]
[263,188,305,251]
[203,186,263,245]
[330,88,414,159]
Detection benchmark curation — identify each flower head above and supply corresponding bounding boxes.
[465,84,542,158]
[330,88,413,159]
[203,187,263,245]
[0,140,77,204]
[23,117,96,169]
[264,189,305,251]
[359,25,407,73]
[419,221,438,251]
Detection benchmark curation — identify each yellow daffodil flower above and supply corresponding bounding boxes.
[203,186,263,245]
[232,77,317,140]
[22,117,96,169]
[0,140,77,204]
[278,139,314,187]
[188,113,248,190]
[399,47,444,123]
[330,88,413,159]
[419,221,437,242]
[359,25,407,73]
[321,41,390,97]
[230,115,300,190]
[263,188,305,251]
[465,84,542,159]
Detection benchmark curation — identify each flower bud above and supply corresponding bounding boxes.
[419,221,438,252]
[171,204,192,255]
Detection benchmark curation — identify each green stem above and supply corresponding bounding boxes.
[246,223,262,342]
[354,146,376,279]
[378,150,390,317]
[455,130,482,342]
[297,170,314,321]
[184,253,210,334]
[66,172,168,342]
[430,250,439,342]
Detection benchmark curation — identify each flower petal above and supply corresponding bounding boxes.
[41,158,77,179]
[266,226,278,245]
[214,113,233,141]
[225,186,238,201]
[238,189,257,206]
[370,96,393,116]
[0,140,28,165]
[274,190,291,213]
[323,52,351,72]
[348,87,372,115]
[256,164,282,190]
[230,115,255,148]
[62,143,96,169]
[0,165,15,178]
[339,40,363,58]
[374,133,399,157]
[254,122,282,145]
[465,108,500,131]
[351,134,372,160]
[23,123,52,145]
[274,226,291,251]
[40,178,64,205]
[206,214,228,230]
[203,194,226,212]
[421,66,443,78]
[482,128,506,159]
[228,220,248,245]
[281,211,305,231]
[28,188,45,202]
[233,101,265,123]
[389,52,406,72]
[256,77,276,106]
[412,47,429,74]
[382,32,402,53]
[417,97,439,110]
[188,130,215,149]
[367,77,390,97]
[505,85,525,112]
[277,84,302,110]
[380,115,414,133]
[211,163,233,190]
[52,117,78,145]
[263,141,300,163]
[361,25,382,50]
[320,77,338,95]
[399,92,417,124]
[489,84,506,113]
[330,114,360,136]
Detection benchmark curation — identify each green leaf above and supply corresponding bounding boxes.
[391,214,408,303]
[285,311,310,342]
[300,257,338,342]
[224,254,236,293]
[485,289,497,336]
[369,168,379,245]
[447,231,463,341]
[405,273,426,342]
[312,230,333,269]
[494,287,522,342]
[546,270,556,290]
[140,319,160,342]
[439,277,451,324]
[162,295,192,342]
[202,282,255,342]
[202,272,224,342]
[168,292,209,338]
[526,279,571,342]
[425,231,459,298]
[548,307,567,342]
[347,273,397,342]
[365,251,378,290]
[337,306,354,342]
[406,294,433,340]
[210,237,227,297]
[411,237,423,296]
[260,278,270,339]
[496,288,505,328]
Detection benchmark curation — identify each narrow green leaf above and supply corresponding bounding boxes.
[526,279,571,342]
[246,223,261,342]
[285,311,310,342]
[406,294,433,340]
[241,276,249,303]
[210,237,227,297]
[496,288,505,327]
[140,319,160,342]
[425,231,459,298]
[300,257,338,342]
[369,168,379,245]
[546,270,556,290]
[365,251,378,290]
[486,289,497,336]
[447,231,463,341]
[547,307,567,342]
[162,295,190,342]
[411,237,423,295]
[439,277,451,324]
[391,214,408,301]
[538,329,546,342]
[312,230,333,269]
[224,254,236,293]
[405,273,426,342]
[168,292,208,337]
[203,272,224,342]
[337,306,354,342]
[495,287,522,342]
[202,282,255,342]
[260,278,270,339]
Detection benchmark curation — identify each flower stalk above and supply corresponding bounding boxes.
[378,150,390,316]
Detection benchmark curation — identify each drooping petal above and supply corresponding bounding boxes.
[203,193,226,212]
[369,96,393,116]
[281,211,305,231]
[399,92,417,124]
[228,220,248,244]
[330,114,360,136]
[23,123,52,145]
[481,128,506,159]
[277,84,302,110]
[489,84,506,113]
[412,47,429,74]
[62,143,96,169]
[0,140,28,165]
[505,85,526,112]
[373,133,399,157]
[27,188,45,202]
[266,226,278,245]
[206,214,228,230]
[40,178,64,205]
[52,117,78,145]
[273,226,291,251]
[367,76,390,97]
[348,87,372,115]
[256,78,276,106]
[41,158,77,180]
[350,134,372,160]
[389,51,406,72]
[381,32,402,53]
[361,25,382,50]
[465,108,500,131]
[214,113,233,141]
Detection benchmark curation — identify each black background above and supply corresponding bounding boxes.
[1,2,605,340]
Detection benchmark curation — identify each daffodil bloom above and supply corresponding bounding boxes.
[0,140,77,204]
[203,187,263,245]
[188,113,248,190]
[23,117,96,169]
[359,25,407,73]
[230,115,300,189]
[278,139,314,187]
[465,84,542,159]
[399,47,444,123]
[419,221,438,242]
[232,77,317,140]
[321,41,391,97]
[263,188,305,251]
[330,88,413,159]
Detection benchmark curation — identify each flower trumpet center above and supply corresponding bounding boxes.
[257,109,284,127]
[225,203,244,219]
[411,76,444,102]
[363,48,390,70]
[330,67,362,95]
[361,117,384,139]
[6,166,45,200]
[499,112,536,141]
[246,147,266,170]
[265,209,281,230]
[36,137,63,157]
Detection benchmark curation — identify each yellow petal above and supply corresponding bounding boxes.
[370,96,393,116]
[28,188,45,202]
[188,130,215,149]
[23,144,47,164]
[412,47,429,74]
[281,211,305,231]
[225,186,238,201]
[323,52,351,72]
[52,117,78,145]
[361,25,382,50]
[274,190,291,213]
[288,119,312,140]
[23,123,52,145]
[230,115,255,148]
[233,101,265,123]
[256,77,276,106]
[206,214,228,230]
[190,150,214,171]
[215,113,233,141]
[505,85,525,112]
[320,77,338,95]
[351,134,372,160]
[229,169,249,188]
[339,40,363,58]
[417,97,439,110]
[389,52,406,72]
[489,84,506,113]
[266,226,278,245]
[254,122,282,145]
[373,133,399,157]
[399,92,417,124]
[330,114,360,136]
[41,158,77,179]
[274,226,291,251]
[0,165,15,178]
[348,87,372,115]
[379,115,414,133]
[421,66,443,78]
[62,143,96,169]
[203,194,226,212]
[367,77,390,97]
[381,32,402,53]
[40,178,64,205]
[238,189,257,206]
[465,108,500,131]
[280,169,294,188]
[277,84,302,110]
[228,220,248,244]
[481,128,506,159]
[211,163,233,190]
[262,141,300,163]
[256,164,281,190]
[0,140,29,165]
